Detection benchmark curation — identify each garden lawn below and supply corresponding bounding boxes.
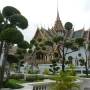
[4,79,27,89]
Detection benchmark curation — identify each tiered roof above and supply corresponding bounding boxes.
[72,28,84,38]
[53,10,64,32]
[33,9,90,43]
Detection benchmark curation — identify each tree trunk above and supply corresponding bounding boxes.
[85,50,88,78]
[0,41,3,55]
[0,66,5,88]
[0,70,4,88]
[62,47,65,72]
[0,56,6,88]
[0,42,9,89]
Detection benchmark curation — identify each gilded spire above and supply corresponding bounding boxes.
[53,0,63,32]
[57,0,60,21]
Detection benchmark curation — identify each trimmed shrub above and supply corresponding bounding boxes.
[28,69,39,74]
[43,68,50,75]
[10,74,24,80]
[26,75,45,82]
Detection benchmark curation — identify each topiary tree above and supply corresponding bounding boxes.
[18,40,29,49]
[7,54,19,72]
[49,58,60,75]
[68,56,73,64]
[7,54,18,64]
[64,22,73,31]
[15,40,29,73]
[0,6,28,88]
[43,26,79,72]
[55,22,80,72]
[52,36,78,72]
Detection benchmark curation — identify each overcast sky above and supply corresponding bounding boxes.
[0,0,90,42]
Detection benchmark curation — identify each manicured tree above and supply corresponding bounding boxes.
[44,39,61,74]
[15,48,25,72]
[44,40,54,60]
[68,56,73,64]
[44,33,77,72]
[18,40,29,65]
[64,22,73,31]
[78,53,85,66]
[79,58,85,66]
[0,28,24,87]
[15,40,29,72]
[29,39,37,61]
[49,58,60,75]
[30,39,37,46]
[0,6,28,88]
[52,36,78,72]
[7,54,18,64]
[29,39,44,71]
[51,22,79,72]
[61,22,73,72]
[18,40,29,49]
[7,54,18,72]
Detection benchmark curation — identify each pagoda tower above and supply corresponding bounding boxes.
[53,0,64,34]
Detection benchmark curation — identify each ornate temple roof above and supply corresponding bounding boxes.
[33,3,90,43]
[86,29,90,42]
[53,10,64,32]
[72,28,84,38]
[83,30,88,40]
[33,28,46,40]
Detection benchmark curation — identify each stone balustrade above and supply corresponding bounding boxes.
[29,79,55,90]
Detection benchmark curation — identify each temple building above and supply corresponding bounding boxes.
[28,7,90,67]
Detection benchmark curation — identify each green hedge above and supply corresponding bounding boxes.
[10,74,57,82]
[26,75,46,82]
[10,74,48,82]
[10,74,24,80]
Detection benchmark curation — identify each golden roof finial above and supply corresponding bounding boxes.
[57,0,60,21]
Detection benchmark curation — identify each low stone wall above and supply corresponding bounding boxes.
[29,79,55,90]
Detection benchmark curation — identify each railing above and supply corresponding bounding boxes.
[33,84,47,90]
[29,80,55,90]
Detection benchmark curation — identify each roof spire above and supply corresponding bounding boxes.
[57,0,58,12]
[57,0,60,21]
[53,0,63,32]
